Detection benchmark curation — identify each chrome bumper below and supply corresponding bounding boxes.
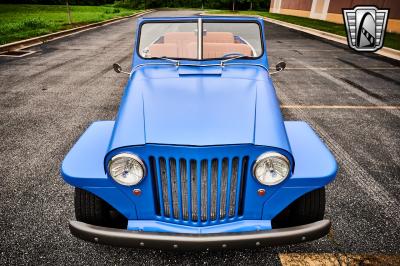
[69,219,331,250]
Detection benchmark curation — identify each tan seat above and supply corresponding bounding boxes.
[148,42,198,59]
[148,43,178,58]
[203,43,252,59]
[164,32,197,44]
[203,32,234,43]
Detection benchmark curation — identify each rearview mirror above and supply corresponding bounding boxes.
[113,63,130,75]
[275,61,286,72]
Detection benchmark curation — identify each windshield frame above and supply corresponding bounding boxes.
[136,17,265,62]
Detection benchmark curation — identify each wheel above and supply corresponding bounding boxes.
[272,187,326,228]
[74,187,127,229]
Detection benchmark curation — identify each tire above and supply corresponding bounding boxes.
[272,187,326,228]
[74,187,127,229]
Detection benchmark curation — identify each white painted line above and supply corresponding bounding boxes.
[0,50,36,58]
[293,58,400,119]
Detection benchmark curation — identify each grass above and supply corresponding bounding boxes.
[206,10,400,51]
[0,4,142,45]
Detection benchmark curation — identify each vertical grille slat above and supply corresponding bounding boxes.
[200,160,208,222]
[234,157,244,217]
[159,158,170,217]
[229,157,239,217]
[196,160,202,223]
[152,155,248,224]
[165,158,174,218]
[224,158,233,220]
[219,158,229,220]
[238,157,248,216]
[176,158,183,220]
[190,160,198,221]
[180,159,189,220]
[215,159,223,221]
[169,159,179,219]
[210,159,218,220]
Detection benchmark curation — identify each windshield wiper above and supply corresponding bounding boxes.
[220,54,248,66]
[151,56,180,67]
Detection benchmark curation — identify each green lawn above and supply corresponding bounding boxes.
[206,10,400,51]
[0,4,141,45]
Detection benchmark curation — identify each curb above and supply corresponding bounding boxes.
[0,9,155,53]
[201,12,400,61]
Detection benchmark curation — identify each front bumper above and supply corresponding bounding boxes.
[69,219,331,250]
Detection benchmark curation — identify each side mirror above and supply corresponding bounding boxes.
[113,63,130,75]
[275,61,286,72]
[113,63,122,73]
[270,61,286,76]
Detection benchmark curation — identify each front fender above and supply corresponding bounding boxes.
[61,121,137,219]
[262,121,337,219]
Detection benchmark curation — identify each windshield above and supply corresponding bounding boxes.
[138,20,263,60]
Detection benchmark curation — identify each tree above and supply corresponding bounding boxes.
[66,0,72,24]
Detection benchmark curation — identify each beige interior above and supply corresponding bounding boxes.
[203,43,252,59]
[203,32,235,43]
[147,31,252,59]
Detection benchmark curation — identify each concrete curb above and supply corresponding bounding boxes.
[0,9,155,53]
[201,12,400,61]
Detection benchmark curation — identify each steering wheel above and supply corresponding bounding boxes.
[222,52,245,58]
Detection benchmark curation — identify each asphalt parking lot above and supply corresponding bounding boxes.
[1,10,399,265]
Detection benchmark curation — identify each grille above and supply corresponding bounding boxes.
[150,156,249,224]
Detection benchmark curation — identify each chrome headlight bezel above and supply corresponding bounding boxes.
[252,152,290,186]
[108,153,146,186]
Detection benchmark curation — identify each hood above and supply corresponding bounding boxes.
[108,65,291,153]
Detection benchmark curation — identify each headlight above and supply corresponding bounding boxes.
[108,153,146,186]
[253,152,290,186]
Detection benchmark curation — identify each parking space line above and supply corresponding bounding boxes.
[281,105,400,109]
[292,59,400,119]
[279,253,400,265]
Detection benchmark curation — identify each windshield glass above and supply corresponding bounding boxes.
[138,20,263,60]
[202,22,262,59]
[139,22,198,60]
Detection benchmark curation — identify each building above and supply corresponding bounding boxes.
[269,0,400,33]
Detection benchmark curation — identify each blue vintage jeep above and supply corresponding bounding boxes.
[61,16,337,249]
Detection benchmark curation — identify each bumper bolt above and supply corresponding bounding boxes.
[173,244,178,249]
[140,242,144,246]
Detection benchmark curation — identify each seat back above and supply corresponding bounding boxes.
[148,43,178,58]
[203,32,234,43]
[203,43,252,59]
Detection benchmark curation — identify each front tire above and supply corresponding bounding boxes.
[272,187,326,228]
[74,188,127,229]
